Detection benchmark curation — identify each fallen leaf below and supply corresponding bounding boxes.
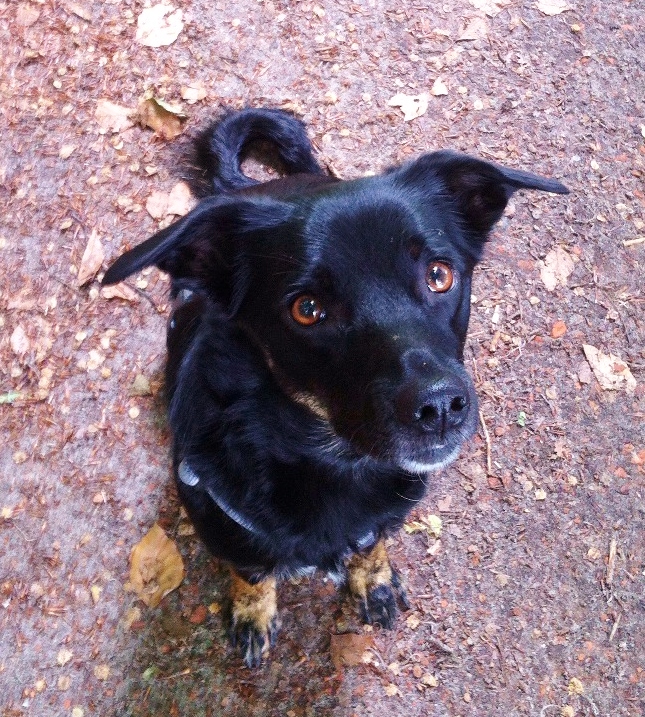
[145,190,169,219]
[582,344,636,393]
[130,374,152,397]
[536,0,570,16]
[100,283,139,302]
[77,230,104,286]
[388,93,429,121]
[568,677,584,695]
[431,78,448,96]
[16,3,40,27]
[129,523,184,607]
[384,683,401,697]
[10,325,30,357]
[468,0,511,16]
[421,673,438,687]
[63,2,92,21]
[167,182,196,216]
[94,665,110,680]
[459,17,489,41]
[330,633,374,671]
[538,246,575,291]
[59,145,76,159]
[57,649,73,666]
[181,82,208,104]
[551,320,567,338]
[136,4,184,47]
[95,99,135,134]
[404,514,442,538]
[136,95,187,140]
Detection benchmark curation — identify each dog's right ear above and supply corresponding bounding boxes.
[102,196,293,305]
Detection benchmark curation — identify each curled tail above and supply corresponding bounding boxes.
[191,108,325,196]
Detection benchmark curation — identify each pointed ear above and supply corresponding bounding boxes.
[102,196,293,299]
[395,150,569,234]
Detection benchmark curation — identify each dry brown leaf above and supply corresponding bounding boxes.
[387,93,429,121]
[77,230,104,286]
[551,320,567,338]
[582,345,636,393]
[330,633,374,671]
[136,4,184,47]
[129,523,184,607]
[95,99,135,134]
[100,282,139,302]
[538,246,575,291]
[536,0,570,16]
[136,96,187,140]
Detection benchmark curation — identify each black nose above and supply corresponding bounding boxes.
[396,378,470,438]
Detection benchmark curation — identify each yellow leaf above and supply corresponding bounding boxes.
[129,523,184,607]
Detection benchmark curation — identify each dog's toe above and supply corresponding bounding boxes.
[230,615,279,668]
[347,540,409,630]
[228,572,278,668]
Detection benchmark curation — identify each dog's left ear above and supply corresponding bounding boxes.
[395,150,569,235]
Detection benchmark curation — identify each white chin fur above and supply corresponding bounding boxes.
[398,445,463,474]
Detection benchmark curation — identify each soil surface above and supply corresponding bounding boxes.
[1,1,644,716]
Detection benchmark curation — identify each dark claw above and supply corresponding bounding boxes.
[230,617,279,668]
[360,571,410,629]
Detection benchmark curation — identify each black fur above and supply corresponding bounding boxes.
[104,109,567,598]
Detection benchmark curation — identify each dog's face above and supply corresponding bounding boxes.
[103,150,567,473]
[235,181,479,471]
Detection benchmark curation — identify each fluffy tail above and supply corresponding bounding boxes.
[191,108,325,196]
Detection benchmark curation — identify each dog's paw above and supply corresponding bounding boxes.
[347,541,409,629]
[229,572,279,668]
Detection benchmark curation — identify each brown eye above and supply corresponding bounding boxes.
[426,262,454,293]
[290,295,326,326]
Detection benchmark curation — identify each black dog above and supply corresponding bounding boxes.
[103,108,568,667]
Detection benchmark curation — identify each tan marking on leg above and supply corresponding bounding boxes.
[347,539,393,602]
[229,571,278,667]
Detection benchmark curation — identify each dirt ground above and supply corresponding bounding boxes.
[1,1,644,715]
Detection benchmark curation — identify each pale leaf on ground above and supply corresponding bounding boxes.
[77,230,104,286]
[537,246,575,291]
[95,99,135,134]
[459,17,489,41]
[181,82,208,104]
[387,93,429,121]
[129,523,184,607]
[145,190,169,219]
[10,325,30,357]
[167,182,196,216]
[536,0,570,15]
[136,4,184,47]
[100,283,139,302]
[431,78,448,96]
[16,3,40,27]
[469,0,511,16]
[582,345,636,393]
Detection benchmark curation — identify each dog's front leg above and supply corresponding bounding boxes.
[347,540,410,629]
[229,570,279,668]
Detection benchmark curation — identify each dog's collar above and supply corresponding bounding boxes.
[178,459,264,537]
[177,459,376,553]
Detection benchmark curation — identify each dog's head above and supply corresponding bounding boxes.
[104,151,567,473]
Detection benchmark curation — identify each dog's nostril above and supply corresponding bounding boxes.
[416,405,438,422]
[450,395,467,412]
